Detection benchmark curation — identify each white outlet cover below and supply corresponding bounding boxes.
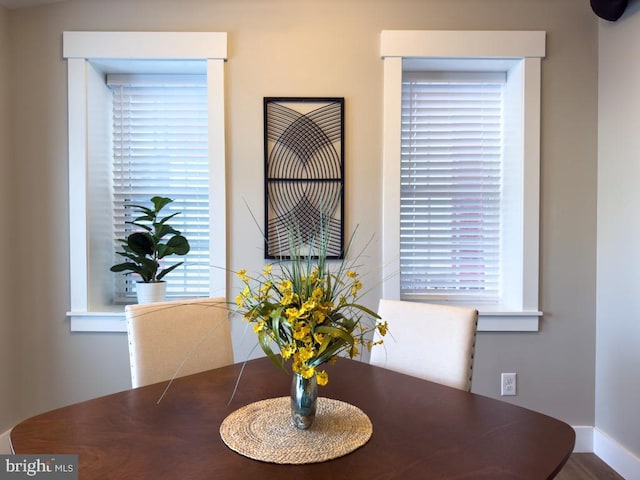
[501,373,517,396]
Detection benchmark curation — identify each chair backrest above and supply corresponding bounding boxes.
[125,297,234,388]
[370,299,478,391]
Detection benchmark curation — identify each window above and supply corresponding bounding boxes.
[401,72,505,304]
[381,31,545,331]
[63,32,228,332]
[109,75,210,302]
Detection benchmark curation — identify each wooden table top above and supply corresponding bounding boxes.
[11,357,575,479]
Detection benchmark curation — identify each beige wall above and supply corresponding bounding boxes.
[5,0,599,433]
[597,1,640,461]
[0,4,16,434]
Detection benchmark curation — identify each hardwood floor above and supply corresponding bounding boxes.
[555,453,624,480]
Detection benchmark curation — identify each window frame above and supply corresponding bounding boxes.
[63,32,228,332]
[381,30,545,331]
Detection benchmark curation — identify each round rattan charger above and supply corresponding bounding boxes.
[219,396,372,464]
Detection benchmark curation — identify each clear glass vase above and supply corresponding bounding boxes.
[290,373,318,430]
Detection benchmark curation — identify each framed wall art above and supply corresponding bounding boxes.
[264,97,345,259]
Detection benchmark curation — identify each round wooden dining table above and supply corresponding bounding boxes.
[10,357,575,479]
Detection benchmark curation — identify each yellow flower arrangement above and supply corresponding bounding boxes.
[235,228,387,386]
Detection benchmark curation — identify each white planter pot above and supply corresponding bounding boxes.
[135,282,167,304]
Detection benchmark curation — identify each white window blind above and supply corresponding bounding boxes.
[400,72,505,303]
[109,75,210,302]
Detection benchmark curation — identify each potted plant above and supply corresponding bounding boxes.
[110,196,191,304]
[235,222,387,429]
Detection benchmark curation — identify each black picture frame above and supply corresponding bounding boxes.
[264,97,345,259]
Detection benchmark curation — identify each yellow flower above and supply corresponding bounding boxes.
[301,299,316,313]
[235,285,251,307]
[313,310,326,324]
[347,270,358,279]
[263,264,273,275]
[281,342,296,359]
[293,321,311,341]
[235,293,244,308]
[259,281,272,294]
[313,332,325,344]
[316,370,329,386]
[297,345,315,362]
[237,268,249,282]
[377,321,389,337]
[351,280,363,297]
[282,291,295,305]
[298,364,315,379]
[252,320,266,334]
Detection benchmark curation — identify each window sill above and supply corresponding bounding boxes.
[68,311,127,332]
[68,310,542,333]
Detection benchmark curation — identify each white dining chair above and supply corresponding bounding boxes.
[370,299,478,391]
[125,297,234,388]
[0,431,11,454]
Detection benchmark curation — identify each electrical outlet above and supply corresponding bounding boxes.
[501,373,517,396]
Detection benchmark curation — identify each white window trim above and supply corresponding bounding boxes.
[381,30,545,332]
[63,32,227,332]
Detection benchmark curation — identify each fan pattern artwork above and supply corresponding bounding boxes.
[264,97,345,259]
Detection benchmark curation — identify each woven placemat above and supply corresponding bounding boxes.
[219,396,372,464]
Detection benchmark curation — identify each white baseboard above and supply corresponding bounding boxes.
[573,426,595,453]
[571,425,640,479]
[594,428,640,480]
[0,429,11,454]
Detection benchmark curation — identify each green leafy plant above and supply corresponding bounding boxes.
[110,196,191,283]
